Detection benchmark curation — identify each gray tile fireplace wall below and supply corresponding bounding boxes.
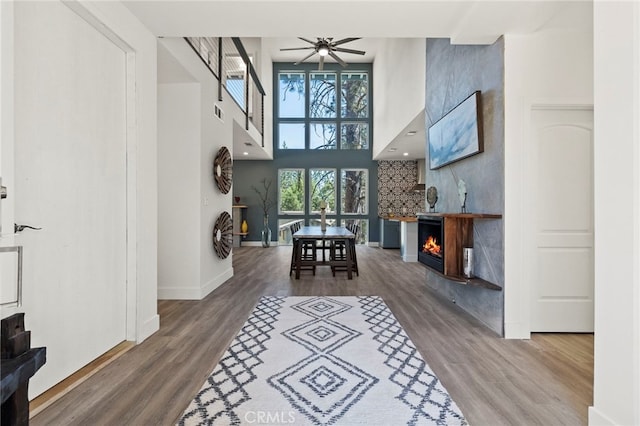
[424,38,505,335]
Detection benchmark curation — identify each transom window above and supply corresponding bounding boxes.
[277,70,370,150]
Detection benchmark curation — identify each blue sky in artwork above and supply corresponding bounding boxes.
[429,94,480,169]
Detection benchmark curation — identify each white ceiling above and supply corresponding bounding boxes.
[131,0,593,160]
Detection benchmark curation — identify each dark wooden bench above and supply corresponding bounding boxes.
[1,313,46,425]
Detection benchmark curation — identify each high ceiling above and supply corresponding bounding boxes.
[126,0,592,159]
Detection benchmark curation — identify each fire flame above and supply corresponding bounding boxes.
[423,236,441,256]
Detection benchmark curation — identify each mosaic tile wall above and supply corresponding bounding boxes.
[377,160,425,217]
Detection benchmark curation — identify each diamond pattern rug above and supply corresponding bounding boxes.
[178,296,467,425]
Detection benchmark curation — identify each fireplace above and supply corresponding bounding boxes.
[416,213,503,291]
[418,217,444,273]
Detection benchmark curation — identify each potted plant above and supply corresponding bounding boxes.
[252,178,275,247]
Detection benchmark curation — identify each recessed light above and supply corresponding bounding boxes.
[403,152,409,156]
[243,152,249,156]
[406,131,417,136]
[388,147,397,152]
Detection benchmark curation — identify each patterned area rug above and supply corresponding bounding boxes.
[178,296,467,425]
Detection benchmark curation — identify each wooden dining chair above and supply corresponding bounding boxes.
[289,222,316,276]
[331,223,359,277]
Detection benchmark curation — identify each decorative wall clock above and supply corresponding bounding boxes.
[212,211,233,259]
[213,146,232,194]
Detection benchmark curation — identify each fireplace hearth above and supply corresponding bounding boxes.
[418,217,444,273]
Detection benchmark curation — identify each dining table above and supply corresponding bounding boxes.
[292,226,356,279]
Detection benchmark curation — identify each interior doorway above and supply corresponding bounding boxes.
[528,105,594,332]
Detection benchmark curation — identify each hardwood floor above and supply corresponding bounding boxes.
[31,246,593,425]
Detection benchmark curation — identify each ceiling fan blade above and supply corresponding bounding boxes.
[294,51,317,65]
[331,37,361,46]
[280,46,315,51]
[298,37,317,45]
[328,51,347,67]
[334,47,366,55]
[318,55,325,71]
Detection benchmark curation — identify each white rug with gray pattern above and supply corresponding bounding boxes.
[178,296,467,425]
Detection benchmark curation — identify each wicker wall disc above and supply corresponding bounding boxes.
[213,146,232,194]
[213,211,233,259]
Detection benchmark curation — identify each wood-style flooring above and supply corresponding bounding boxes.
[31,246,593,425]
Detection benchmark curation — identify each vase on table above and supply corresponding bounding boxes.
[320,208,327,232]
[261,215,271,248]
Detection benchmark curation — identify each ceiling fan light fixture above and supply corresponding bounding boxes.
[282,37,365,67]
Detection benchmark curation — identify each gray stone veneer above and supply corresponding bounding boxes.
[424,38,505,335]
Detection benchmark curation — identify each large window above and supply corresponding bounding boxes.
[274,64,372,245]
[341,169,368,214]
[277,69,369,150]
[279,169,305,214]
[310,169,336,213]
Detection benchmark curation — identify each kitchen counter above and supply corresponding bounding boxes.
[380,216,418,223]
[400,221,418,262]
[379,216,418,261]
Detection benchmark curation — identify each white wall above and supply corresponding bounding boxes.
[77,0,159,345]
[590,2,640,425]
[0,1,15,236]
[372,38,426,158]
[158,83,202,297]
[158,38,238,300]
[503,27,593,338]
[0,0,159,398]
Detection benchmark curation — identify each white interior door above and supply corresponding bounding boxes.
[530,107,594,332]
[7,1,128,397]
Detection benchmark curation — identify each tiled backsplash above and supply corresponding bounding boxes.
[377,160,425,216]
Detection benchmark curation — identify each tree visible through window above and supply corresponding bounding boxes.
[279,169,305,214]
[275,64,371,243]
[310,169,336,213]
[342,169,368,214]
[277,69,369,150]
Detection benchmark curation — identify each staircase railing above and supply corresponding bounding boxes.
[185,37,265,147]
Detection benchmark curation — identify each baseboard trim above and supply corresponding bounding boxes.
[199,267,233,299]
[158,268,233,300]
[138,314,160,343]
[588,406,618,425]
[504,321,531,339]
[30,341,135,418]
[241,241,279,247]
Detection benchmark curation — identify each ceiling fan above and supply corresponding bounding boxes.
[280,37,366,70]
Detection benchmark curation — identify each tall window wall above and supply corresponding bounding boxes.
[274,63,374,245]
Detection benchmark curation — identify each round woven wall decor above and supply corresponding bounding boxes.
[212,211,233,259]
[213,146,232,194]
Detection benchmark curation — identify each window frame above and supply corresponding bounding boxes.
[278,168,306,215]
[309,168,337,214]
[275,68,370,151]
[341,168,369,215]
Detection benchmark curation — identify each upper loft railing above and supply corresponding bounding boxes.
[185,37,266,147]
